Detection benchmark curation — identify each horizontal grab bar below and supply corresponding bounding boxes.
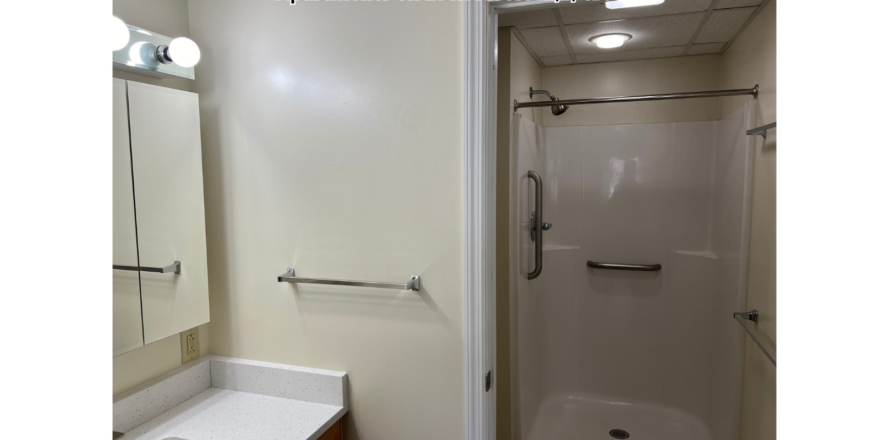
[113,261,181,274]
[587,261,661,272]
[746,121,776,139]
[277,268,420,291]
[733,310,776,366]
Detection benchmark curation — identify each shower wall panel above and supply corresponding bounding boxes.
[512,103,755,440]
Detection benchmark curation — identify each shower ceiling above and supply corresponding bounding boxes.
[499,0,768,66]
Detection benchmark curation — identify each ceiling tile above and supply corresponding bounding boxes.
[541,55,575,67]
[518,27,571,57]
[575,46,686,64]
[566,13,703,54]
[559,0,712,24]
[696,7,757,43]
[687,42,725,55]
[499,9,559,30]
[715,0,764,8]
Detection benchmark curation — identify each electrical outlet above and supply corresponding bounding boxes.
[180,327,200,364]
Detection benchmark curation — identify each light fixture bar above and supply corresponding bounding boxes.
[112,24,196,80]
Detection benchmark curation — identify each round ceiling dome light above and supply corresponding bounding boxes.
[111,16,130,51]
[606,0,665,9]
[589,33,632,49]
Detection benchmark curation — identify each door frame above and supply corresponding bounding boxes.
[463,1,558,439]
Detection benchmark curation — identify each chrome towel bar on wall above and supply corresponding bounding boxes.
[113,261,181,274]
[277,268,421,291]
[587,261,661,272]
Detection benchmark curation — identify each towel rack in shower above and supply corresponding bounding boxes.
[733,310,776,366]
[277,268,421,291]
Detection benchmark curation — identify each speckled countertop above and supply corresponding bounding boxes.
[113,356,348,440]
[121,388,345,440]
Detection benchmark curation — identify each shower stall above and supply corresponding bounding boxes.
[509,96,757,440]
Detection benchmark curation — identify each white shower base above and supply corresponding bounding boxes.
[524,394,712,440]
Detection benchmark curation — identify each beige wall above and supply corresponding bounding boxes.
[113,324,209,396]
[496,28,514,440]
[112,0,208,398]
[541,55,722,127]
[720,2,777,440]
[112,0,194,92]
[187,1,464,439]
[510,32,544,126]
[497,29,545,440]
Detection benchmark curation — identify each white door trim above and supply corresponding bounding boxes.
[464,0,493,439]
[464,1,552,439]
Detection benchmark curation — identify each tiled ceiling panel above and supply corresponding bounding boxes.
[716,0,764,8]
[519,27,570,57]
[576,46,686,64]
[500,0,766,66]
[542,55,575,67]
[559,0,712,24]
[566,13,703,54]
[498,9,559,30]
[688,42,726,55]
[695,7,757,43]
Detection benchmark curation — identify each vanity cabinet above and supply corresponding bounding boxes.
[113,79,210,355]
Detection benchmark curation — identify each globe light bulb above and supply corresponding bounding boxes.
[168,37,201,68]
[112,16,130,51]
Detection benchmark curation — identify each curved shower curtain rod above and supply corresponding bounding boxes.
[513,84,759,112]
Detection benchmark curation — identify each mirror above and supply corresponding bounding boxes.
[113,79,210,356]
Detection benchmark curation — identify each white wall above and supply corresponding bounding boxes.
[187,1,465,439]
[510,33,544,126]
[541,55,723,127]
[720,2,777,440]
[112,0,209,398]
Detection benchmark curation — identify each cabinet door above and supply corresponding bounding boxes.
[113,79,144,356]
[127,81,210,345]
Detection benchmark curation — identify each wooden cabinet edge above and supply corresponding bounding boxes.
[316,420,342,440]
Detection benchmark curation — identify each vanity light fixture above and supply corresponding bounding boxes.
[156,37,201,68]
[111,16,130,51]
[605,0,665,9]
[589,33,632,49]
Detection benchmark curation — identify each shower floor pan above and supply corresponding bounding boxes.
[525,394,712,440]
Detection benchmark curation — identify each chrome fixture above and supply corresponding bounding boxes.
[113,261,182,274]
[530,212,552,242]
[587,261,662,272]
[747,122,776,139]
[527,170,547,280]
[529,87,569,116]
[278,268,421,291]
[155,45,174,64]
[515,85,759,112]
[733,310,776,366]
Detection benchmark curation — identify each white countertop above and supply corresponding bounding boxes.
[113,356,348,440]
[122,388,345,440]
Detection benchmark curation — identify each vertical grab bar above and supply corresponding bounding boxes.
[527,170,543,280]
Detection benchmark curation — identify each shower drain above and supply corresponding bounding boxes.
[609,429,631,439]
